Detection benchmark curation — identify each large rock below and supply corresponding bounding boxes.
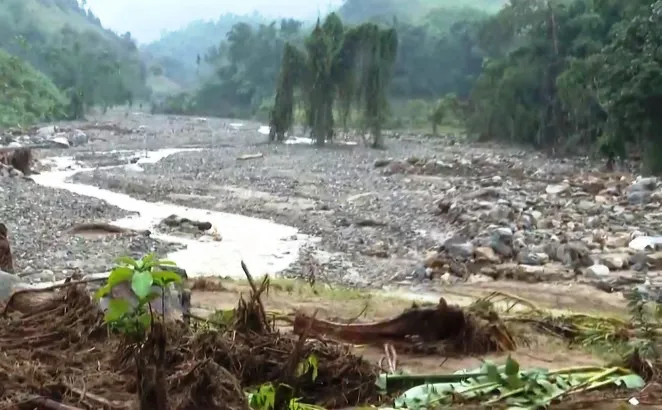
[68,129,89,146]
[0,270,27,303]
[88,266,189,321]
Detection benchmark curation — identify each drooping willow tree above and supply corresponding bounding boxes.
[269,13,398,148]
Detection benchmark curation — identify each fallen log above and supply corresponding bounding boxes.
[68,222,151,237]
[237,153,264,161]
[294,298,466,343]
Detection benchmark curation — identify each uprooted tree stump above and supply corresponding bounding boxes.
[293,297,516,355]
[0,147,33,174]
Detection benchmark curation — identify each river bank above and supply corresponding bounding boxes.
[3,110,662,301]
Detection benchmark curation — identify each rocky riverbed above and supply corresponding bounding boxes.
[0,174,178,282]
[4,110,662,299]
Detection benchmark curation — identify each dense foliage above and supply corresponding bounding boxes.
[0,50,67,128]
[153,19,304,119]
[0,0,149,123]
[464,0,662,170]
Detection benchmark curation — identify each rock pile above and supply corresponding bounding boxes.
[380,154,662,299]
[1,125,89,148]
[159,215,220,241]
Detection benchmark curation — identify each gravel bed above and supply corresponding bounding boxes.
[67,126,470,286]
[1,176,179,282]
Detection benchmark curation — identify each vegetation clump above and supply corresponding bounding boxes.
[0,50,67,128]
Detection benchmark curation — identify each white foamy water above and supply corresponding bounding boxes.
[256,125,358,146]
[32,148,312,279]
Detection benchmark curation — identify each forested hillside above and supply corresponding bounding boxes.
[465,0,662,171]
[151,5,490,121]
[153,19,304,119]
[0,50,68,127]
[142,13,267,88]
[0,0,149,126]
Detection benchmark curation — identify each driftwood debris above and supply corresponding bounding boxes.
[293,297,517,355]
[0,147,33,174]
[0,264,380,409]
[237,153,264,161]
[68,222,151,237]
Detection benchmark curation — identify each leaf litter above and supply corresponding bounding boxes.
[0,266,660,409]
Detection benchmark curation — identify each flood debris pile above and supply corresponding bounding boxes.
[0,275,380,409]
[0,147,33,176]
[1,125,89,149]
[293,296,516,356]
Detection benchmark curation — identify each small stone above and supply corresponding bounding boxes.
[444,237,474,259]
[630,177,657,192]
[600,254,628,270]
[585,264,610,279]
[646,252,662,269]
[475,246,499,263]
[518,251,549,266]
[628,190,651,205]
[594,195,608,204]
[606,234,630,248]
[546,183,570,195]
[577,200,598,213]
[373,158,392,168]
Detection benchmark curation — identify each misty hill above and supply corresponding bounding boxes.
[142,13,267,87]
[337,0,505,23]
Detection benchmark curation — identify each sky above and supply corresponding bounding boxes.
[85,0,344,44]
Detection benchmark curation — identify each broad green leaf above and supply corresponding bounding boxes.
[116,256,138,267]
[506,374,524,389]
[505,356,520,376]
[145,291,162,303]
[104,299,132,323]
[131,271,154,299]
[94,284,112,300]
[152,270,183,285]
[308,354,319,381]
[486,363,502,383]
[141,253,156,269]
[156,259,177,266]
[107,266,134,287]
[137,312,152,329]
[613,374,645,389]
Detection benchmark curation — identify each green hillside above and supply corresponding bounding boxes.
[0,0,149,122]
[0,49,67,128]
